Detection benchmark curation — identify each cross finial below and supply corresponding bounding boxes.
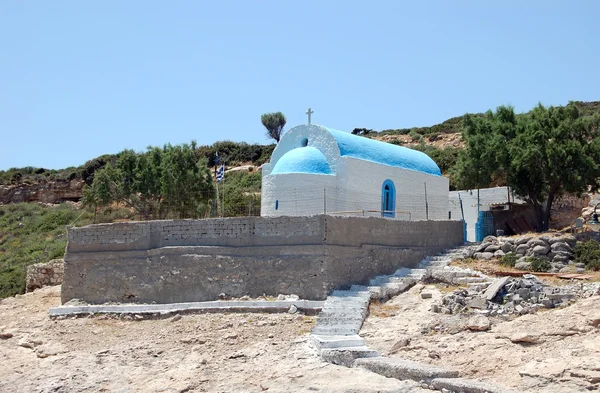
[306,107,314,125]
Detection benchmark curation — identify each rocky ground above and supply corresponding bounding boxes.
[1,277,599,392]
[362,282,600,393]
[0,286,428,393]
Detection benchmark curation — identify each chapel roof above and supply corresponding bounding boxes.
[271,146,334,175]
[323,127,442,176]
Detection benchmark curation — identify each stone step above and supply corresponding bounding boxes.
[320,306,368,316]
[320,346,380,367]
[354,357,459,382]
[323,300,369,308]
[392,267,412,277]
[369,275,392,286]
[349,285,370,292]
[312,326,361,336]
[327,294,370,303]
[315,318,364,329]
[317,308,367,318]
[431,378,519,393]
[330,290,371,298]
[310,334,365,349]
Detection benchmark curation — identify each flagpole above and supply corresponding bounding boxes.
[222,162,225,217]
[215,152,219,217]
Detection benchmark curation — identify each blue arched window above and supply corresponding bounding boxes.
[381,179,396,218]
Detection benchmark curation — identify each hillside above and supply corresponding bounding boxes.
[1,101,599,205]
[0,100,598,298]
[0,203,95,298]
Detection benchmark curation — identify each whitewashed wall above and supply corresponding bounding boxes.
[261,124,449,220]
[261,172,337,216]
[261,157,449,220]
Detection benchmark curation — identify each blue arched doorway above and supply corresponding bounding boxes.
[381,179,396,218]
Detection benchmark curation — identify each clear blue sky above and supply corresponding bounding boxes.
[1,1,599,170]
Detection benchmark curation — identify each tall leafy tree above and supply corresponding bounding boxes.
[261,112,286,142]
[454,103,600,231]
[83,142,215,220]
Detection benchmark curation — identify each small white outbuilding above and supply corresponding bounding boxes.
[261,124,449,221]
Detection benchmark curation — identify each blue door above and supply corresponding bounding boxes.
[475,211,494,241]
[381,179,396,218]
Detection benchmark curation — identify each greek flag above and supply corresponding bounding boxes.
[216,164,225,182]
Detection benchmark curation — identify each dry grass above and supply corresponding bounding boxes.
[368,300,400,318]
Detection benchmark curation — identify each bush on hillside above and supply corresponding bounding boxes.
[0,203,95,298]
[527,257,551,272]
[499,252,518,267]
[574,240,600,271]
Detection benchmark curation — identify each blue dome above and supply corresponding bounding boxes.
[271,146,334,175]
[324,127,442,176]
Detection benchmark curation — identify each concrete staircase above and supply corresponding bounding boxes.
[309,245,519,393]
[309,247,464,366]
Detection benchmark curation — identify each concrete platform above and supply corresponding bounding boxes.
[49,299,325,317]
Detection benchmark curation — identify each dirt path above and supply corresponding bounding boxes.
[0,286,426,393]
[362,284,600,393]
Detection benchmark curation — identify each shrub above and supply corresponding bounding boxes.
[499,252,518,267]
[527,257,551,272]
[408,131,423,142]
[428,133,440,142]
[573,240,600,271]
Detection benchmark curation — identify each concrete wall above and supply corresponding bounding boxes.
[62,216,463,304]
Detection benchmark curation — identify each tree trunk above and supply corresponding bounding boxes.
[532,202,544,232]
[541,192,555,232]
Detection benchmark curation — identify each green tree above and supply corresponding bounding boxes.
[261,112,286,142]
[82,142,215,220]
[454,103,600,231]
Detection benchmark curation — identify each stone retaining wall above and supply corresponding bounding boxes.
[26,259,64,292]
[62,216,463,304]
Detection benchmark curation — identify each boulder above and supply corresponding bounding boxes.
[485,245,500,253]
[548,235,577,247]
[480,252,494,260]
[514,236,533,246]
[550,241,571,252]
[559,266,573,273]
[515,244,529,255]
[467,315,490,331]
[494,250,505,258]
[515,261,532,271]
[532,245,550,255]
[476,242,493,253]
[527,238,549,248]
[483,236,498,244]
[510,333,543,344]
[553,254,571,264]
[501,242,513,253]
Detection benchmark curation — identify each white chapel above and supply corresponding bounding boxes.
[260,123,449,220]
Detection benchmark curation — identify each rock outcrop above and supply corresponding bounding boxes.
[0,180,83,204]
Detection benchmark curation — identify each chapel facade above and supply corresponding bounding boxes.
[260,124,449,221]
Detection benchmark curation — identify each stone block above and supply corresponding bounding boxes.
[431,377,518,393]
[354,357,459,381]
